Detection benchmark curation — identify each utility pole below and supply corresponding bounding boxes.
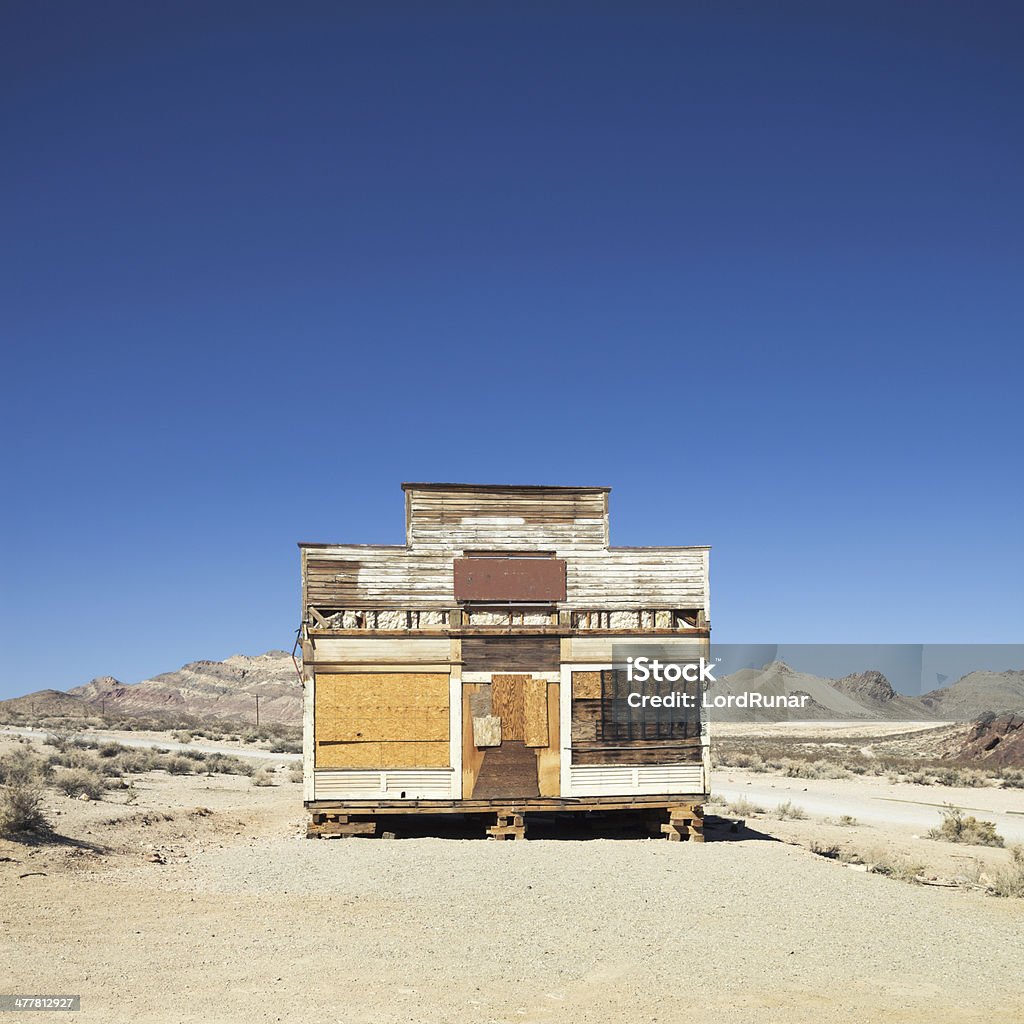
[255,695,260,727]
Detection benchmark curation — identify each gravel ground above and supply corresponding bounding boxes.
[2,737,1023,1024]
[5,822,1023,1023]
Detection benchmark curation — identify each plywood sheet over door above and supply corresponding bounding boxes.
[463,675,560,799]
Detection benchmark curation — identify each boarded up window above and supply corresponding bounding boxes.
[454,557,566,602]
[462,636,560,673]
[570,670,702,767]
[315,672,449,769]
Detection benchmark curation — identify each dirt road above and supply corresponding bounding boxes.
[714,772,1024,842]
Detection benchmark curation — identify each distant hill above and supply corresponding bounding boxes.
[68,651,302,725]
[919,670,1024,721]
[711,662,1020,723]
[0,651,302,726]
[0,688,90,718]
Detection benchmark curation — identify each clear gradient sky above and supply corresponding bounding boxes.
[1,3,1022,698]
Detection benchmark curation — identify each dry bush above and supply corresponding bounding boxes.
[810,841,841,859]
[287,762,304,783]
[931,767,990,788]
[999,768,1024,789]
[776,800,807,820]
[725,797,764,816]
[251,768,277,787]
[164,756,196,776]
[111,749,159,774]
[0,750,52,837]
[54,767,108,800]
[197,753,255,777]
[990,846,1024,898]
[926,805,1004,848]
[866,849,926,883]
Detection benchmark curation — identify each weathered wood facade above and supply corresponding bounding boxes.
[300,483,710,839]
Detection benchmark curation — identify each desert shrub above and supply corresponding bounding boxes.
[45,730,75,752]
[172,730,194,743]
[55,767,107,800]
[251,768,277,787]
[810,841,841,859]
[178,749,207,762]
[0,748,52,785]
[287,762,304,783]
[164,756,195,776]
[867,849,926,883]
[725,797,764,816]
[776,800,807,820]
[926,805,1004,848]
[97,741,126,758]
[990,846,1024,898]
[112,749,158,774]
[837,814,858,827]
[269,740,302,754]
[999,768,1024,789]
[717,751,764,770]
[197,753,255,776]
[932,767,990,788]
[0,756,51,836]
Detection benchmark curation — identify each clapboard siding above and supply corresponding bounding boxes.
[405,485,609,552]
[304,546,709,612]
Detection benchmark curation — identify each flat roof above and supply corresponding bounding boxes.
[401,482,611,493]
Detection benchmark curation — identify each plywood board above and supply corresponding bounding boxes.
[461,683,486,798]
[472,716,502,747]
[491,674,526,741]
[536,683,561,797]
[315,740,450,769]
[316,673,449,743]
[523,676,549,747]
[573,671,602,699]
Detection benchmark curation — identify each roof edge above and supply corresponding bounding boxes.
[401,482,611,493]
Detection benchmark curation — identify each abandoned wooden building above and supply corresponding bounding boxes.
[299,483,710,840]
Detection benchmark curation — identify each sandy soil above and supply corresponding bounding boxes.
[2,734,1023,1024]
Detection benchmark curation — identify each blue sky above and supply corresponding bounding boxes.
[1,3,1022,697]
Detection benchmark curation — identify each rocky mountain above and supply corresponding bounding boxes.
[709,662,886,721]
[64,651,302,725]
[919,670,1024,721]
[944,713,1024,767]
[831,670,933,719]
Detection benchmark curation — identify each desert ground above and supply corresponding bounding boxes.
[1,725,1022,1024]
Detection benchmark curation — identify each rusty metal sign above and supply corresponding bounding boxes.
[453,558,566,602]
